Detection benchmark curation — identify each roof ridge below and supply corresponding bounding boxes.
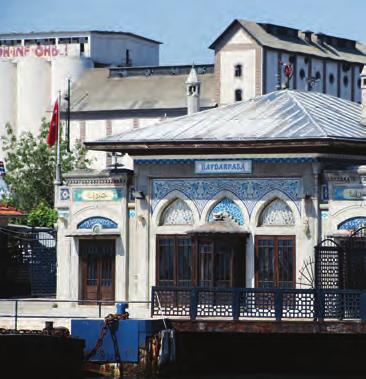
[286,91,328,138]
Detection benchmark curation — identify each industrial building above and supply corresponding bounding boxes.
[0,30,161,150]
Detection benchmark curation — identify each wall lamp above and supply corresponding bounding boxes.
[132,191,145,200]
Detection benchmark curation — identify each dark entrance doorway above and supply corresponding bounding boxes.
[80,239,115,302]
[156,234,246,288]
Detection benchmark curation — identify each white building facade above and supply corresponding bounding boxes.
[0,30,161,152]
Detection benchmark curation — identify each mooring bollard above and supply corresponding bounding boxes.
[116,302,128,315]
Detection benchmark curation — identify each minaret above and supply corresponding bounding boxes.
[186,65,201,115]
[361,66,366,125]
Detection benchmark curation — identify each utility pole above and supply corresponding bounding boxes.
[64,78,71,152]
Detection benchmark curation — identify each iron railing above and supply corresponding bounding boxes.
[151,286,366,321]
[0,299,150,330]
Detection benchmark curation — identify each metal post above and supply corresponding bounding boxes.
[274,290,283,321]
[14,300,18,330]
[190,288,198,320]
[360,292,366,322]
[66,78,71,153]
[232,289,240,321]
[98,301,102,318]
[55,91,62,185]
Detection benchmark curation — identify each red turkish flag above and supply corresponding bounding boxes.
[47,100,59,146]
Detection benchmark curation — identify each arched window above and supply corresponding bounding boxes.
[258,198,295,226]
[160,199,194,225]
[208,198,244,225]
[235,89,242,102]
[234,64,242,77]
[338,217,366,231]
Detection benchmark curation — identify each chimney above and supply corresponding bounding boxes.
[186,65,200,115]
[361,66,366,125]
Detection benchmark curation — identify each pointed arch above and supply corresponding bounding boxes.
[258,198,295,226]
[152,190,198,226]
[160,198,194,225]
[201,190,249,226]
[208,198,244,225]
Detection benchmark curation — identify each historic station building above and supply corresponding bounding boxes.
[54,67,366,317]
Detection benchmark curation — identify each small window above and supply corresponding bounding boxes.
[299,68,306,80]
[343,76,349,87]
[304,57,310,65]
[80,43,85,55]
[363,78,366,86]
[342,62,351,72]
[235,89,242,102]
[315,71,321,80]
[234,64,242,77]
[329,73,335,84]
[289,55,296,64]
[358,79,361,88]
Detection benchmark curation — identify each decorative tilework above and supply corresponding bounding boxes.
[321,211,329,220]
[338,217,366,230]
[161,199,194,225]
[258,199,295,226]
[128,209,136,218]
[208,198,244,225]
[77,217,118,229]
[152,178,301,216]
[136,157,315,165]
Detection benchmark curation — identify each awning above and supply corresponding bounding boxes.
[186,214,249,235]
[65,231,120,237]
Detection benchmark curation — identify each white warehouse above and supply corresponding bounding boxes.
[0,30,161,152]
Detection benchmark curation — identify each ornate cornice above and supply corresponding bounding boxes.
[65,177,127,186]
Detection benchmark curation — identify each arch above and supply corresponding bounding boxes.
[77,216,118,229]
[338,217,366,231]
[234,64,242,77]
[252,190,300,227]
[152,190,199,226]
[207,198,244,225]
[160,198,194,225]
[201,190,249,226]
[258,198,295,226]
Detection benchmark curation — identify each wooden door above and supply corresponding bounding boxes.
[80,239,115,302]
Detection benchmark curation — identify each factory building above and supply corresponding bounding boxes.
[0,30,161,150]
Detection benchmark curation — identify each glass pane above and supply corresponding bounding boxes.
[215,243,231,288]
[257,239,274,288]
[177,239,192,287]
[199,243,212,287]
[101,255,113,287]
[278,239,294,288]
[87,255,98,286]
[159,239,174,286]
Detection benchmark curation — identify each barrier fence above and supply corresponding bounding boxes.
[152,286,366,321]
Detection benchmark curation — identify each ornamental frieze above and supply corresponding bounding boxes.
[151,178,301,216]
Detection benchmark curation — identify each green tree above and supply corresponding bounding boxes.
[2,121,91,226]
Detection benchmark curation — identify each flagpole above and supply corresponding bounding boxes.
[55,91,62,185]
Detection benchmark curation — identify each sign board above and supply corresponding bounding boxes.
[0,44,69,58]
[195,160,252,174]
[333,186,366,201]
[73,188,123,202]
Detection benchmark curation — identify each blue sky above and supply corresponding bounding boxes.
[1,0,365,64]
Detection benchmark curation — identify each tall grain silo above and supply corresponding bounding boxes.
[0,61,17,139]
[51,56,94,102]
[17,56,51,137]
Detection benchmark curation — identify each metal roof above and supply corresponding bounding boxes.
[209,19,366,64]
[0,30,162,44]
[71,68,216,112]
[88,90,366,145]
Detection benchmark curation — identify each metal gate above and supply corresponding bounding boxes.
[315,238,343,289]
[343,227,366,289]
[0,225,57,297]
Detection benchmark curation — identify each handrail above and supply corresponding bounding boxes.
[0,298,151,330]
[151,286,366,321]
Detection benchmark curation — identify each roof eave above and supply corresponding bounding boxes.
[85,138,366,155]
